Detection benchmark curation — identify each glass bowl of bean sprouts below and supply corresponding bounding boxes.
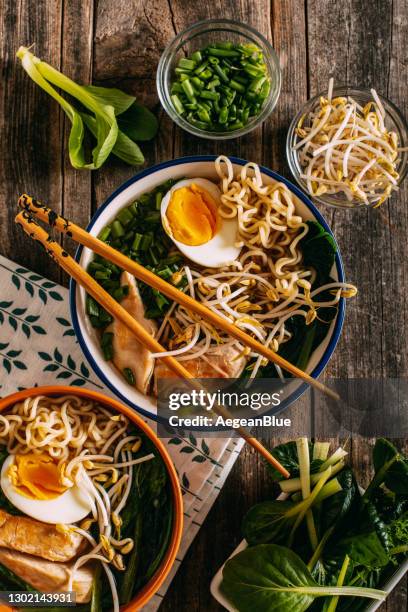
[286,84,408,209]
[157,19,281,139]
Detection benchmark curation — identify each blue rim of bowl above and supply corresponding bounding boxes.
[70,155,345,422]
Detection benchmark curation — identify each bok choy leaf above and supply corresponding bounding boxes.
[16,46,157,170]
[221,544,387,612]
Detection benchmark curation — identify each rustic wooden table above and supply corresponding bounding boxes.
[1,0,407,610]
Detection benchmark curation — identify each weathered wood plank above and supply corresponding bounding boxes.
[92,0,177,209]
[59,0,94,262]
[0,0,63,281]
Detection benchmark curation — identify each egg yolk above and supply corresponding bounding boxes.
[8,453,68,500]
[166,184,218,246]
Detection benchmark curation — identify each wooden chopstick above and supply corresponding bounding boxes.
[17,194,339,402]
[15,210,290,479]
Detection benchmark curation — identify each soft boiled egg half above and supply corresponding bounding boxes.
[160,178,242,268]
[1,453,93,524]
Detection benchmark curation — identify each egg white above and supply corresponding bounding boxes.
[1,455,93,524]
[161,178,242,268]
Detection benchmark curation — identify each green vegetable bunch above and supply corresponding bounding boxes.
[17,46,158,170]
[222,438,408,612]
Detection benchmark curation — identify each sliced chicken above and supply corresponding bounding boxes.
[0,547,93,603]
[106,271,157,394]
[0,509,84,562]
[154,343,247,394]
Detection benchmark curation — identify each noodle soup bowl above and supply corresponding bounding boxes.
[0,386,184,611]
[70,156,347,419]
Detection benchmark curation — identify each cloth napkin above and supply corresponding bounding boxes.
[0,254,244,609]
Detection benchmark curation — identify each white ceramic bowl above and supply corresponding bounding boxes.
[70,156,346,420]
[210,492,408,612]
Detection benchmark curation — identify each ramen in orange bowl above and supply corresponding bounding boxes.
[0,386,183,611]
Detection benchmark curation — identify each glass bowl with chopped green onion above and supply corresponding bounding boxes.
[157,19,281,139]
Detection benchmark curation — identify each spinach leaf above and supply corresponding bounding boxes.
[267,441,323,482]
[300,221,337,286]
[334,531,390,569]
[370,438,408,495]
[364,500,393,552]
[318,469,359,535]
[221,544,386,612]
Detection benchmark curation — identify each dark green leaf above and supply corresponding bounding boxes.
[33,325,46,335]
[25,282,34,297]
[22,323,30,338]
[8,316,17,331]
[67,355,76,370]
[192,455,206,463]
[118,102,159,141]
[11,275,20,289]
[168,438,182,445]
[299,221,337,286]
[39,289,47,304]
[49,291,63,301]
[180,446,194,454]
[80,363,90,377]
[12,308,26,315]
[81,112,144,165]
[57,371,72,379]
[242,500,297,545]
[71,378,86,386]
[319,468,360,534]
[44,364,59,372]
[56,317,71,327]
[222,544,316,612]
[25,315,40,323]
[54,348,63,363]
[336,531,390,569]
[3,359,11,373]
[38,351,52,361]
[13,361,27,370]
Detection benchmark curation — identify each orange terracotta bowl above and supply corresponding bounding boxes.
[0,386,184,611]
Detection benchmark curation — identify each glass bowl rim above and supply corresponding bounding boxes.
[286,85,408,209]
[157,18,282,140]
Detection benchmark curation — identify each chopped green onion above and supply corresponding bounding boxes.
[171,94,185,115]
[178,58,196,71]
[86,296,100,317]
[181,79,196,103]
[191,50,202,63]
[155,192,163,210]
[111,220,125,239]
[98,226,111,242]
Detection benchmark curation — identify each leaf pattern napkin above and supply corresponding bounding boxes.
[0,255,244,609]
